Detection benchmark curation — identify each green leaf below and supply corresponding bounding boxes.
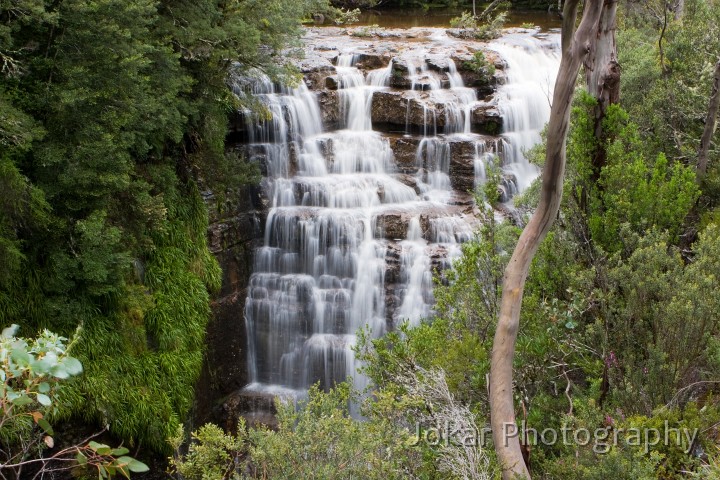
[115,457,132,479]
[10,348,31,365]
[50,364,69,379]
[1,324,19,339]
[64,357,83,376]
[76,451,88,465]
[127,459,149,473]
[89,441,111,454]
[11,395,33,406]
[38,382,50,393]
[111,447,130,456]
[36,393,51,406]
[37,418,54,435]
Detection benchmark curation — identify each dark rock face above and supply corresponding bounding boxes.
[216,389,279,432]
[194,180,267,427]
[317,90,340,129]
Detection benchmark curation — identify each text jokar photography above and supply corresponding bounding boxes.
[409,420,699,455]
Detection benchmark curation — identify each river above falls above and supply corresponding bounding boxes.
[347,8,561,31]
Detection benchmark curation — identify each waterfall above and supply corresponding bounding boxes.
[238,30,561,403]
[490,32,561,192]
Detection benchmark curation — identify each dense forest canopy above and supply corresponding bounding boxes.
[1,0,720,478]
[0,0,325,456]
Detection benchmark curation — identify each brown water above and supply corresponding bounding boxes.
[354,8,561,31]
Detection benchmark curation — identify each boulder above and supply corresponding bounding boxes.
[471,103,503,134]
[388,136,421,173]
[371,91,444,133]
[317,90,340,129]
[324,75,339,90]
[354,52,391,70]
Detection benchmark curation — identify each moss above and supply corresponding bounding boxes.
[55,180,221,453]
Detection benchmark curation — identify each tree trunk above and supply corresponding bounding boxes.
[674,0,684,20]
[488,1,605,479]
[586,0,620,179]
[698,59,720,176]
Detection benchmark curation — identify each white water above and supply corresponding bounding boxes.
[490,32,561,192]
[239,31,561,402]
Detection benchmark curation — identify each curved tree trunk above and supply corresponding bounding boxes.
[698,59,720,176]
[488,1,605,478]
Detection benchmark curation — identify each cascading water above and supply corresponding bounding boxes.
[238,29,561,403]
[490,32,561,192]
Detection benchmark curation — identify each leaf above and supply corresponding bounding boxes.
[50,364,69,379]
[111,447,129,456]
[76,451,88,465]
[37,418,54,435]
[127,459,149,473]
[64,357,83,375]
[36,393,52,406]
[38,382,50,393]
[44,435,54,448]
[114,457,132,479]
[10,348,31,366]
[11,395,33,407]
[88,441,111,455]
[31,411,43,422]
[1,324,19,339]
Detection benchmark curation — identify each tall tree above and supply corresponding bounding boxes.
[698,58,720,176]
[586,0,620,178]
[488,1,606,478]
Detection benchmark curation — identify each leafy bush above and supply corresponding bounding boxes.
[0,325,148,479]
[462,51,497,84]
[171,383,434,479]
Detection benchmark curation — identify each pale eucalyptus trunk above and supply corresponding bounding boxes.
[488,1,606,478]
[698,59,720,176]
[586,0,620,174]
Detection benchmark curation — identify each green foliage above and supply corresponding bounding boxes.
[0,0,319,454]
[449,7,509,40]
[566,93,699,253]
[619,0,720,164]
[0,325,81,447]
[169,423,245,480]
[450,11,477,29]
[171,383,430,479]
[0,326,148,479]
[462,51,496,84]
[351,23,383,37]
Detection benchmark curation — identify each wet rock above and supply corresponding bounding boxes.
[471,103,503,134]
[325,75,339,90]
[388,136,421,173]
[374,211,409,240]
[299,57,335,90]
[393,173,422,193]
[411,76,438,91]
[354,52,391,70]
[389,58,413,89]
[218,390,279,431]
[371,91,444,132]
[317,90,340,129]
[426,55,451,72]
[496,203,525,228]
